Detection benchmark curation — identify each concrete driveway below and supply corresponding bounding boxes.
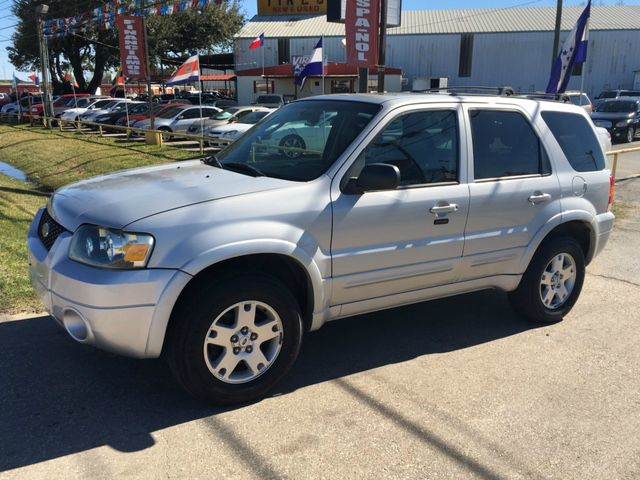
[2,182,640,480]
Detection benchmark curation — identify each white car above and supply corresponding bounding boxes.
[133,105,221,134]
[205,109,274,147]
[59,98,113,121]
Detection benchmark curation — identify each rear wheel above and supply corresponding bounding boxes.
[158,127,172,141]
[508,236,585,324]
[166,274,303,405]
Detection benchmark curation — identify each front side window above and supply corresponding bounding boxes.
[351,110,459,187]
[541,111,606,172]
[217,100,381,182]
[470,110,550,180]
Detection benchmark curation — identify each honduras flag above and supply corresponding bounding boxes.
[295,38,324,88]
[546,1,591,94]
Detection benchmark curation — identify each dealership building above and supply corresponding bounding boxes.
[233,5,640,104]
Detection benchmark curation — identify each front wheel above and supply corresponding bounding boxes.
[166,274,303,405]
[627,127,636,144]
[279,134,306,159]
[508,236,585,324]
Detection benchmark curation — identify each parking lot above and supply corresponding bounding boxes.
[0,146,638,479]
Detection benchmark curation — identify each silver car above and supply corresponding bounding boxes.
[186,106,271,135]
[28,93,615,405]
[133,105,221,134]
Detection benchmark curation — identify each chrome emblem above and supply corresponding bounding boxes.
[41,222,50,238]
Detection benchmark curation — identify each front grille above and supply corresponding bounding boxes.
[37,209,67,251]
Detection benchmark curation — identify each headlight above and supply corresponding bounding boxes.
[616,120,632,127]
[69,225,154,269]
[221,130,238,137]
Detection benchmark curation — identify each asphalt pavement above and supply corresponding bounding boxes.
[2,153,640,480]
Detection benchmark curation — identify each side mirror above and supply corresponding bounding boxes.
[344,163,400,194]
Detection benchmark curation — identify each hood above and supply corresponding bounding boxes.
[591,111,634,121]
[49,160,293,231]
[208,123,253,134]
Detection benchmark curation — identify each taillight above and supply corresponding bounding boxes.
[608,175,616,210]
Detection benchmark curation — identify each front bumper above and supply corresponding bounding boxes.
[28,209,191,358]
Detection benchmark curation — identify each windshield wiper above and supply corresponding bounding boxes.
[203,154,223,169]
[223,162,265,177]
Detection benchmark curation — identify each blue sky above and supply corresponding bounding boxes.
[2,0,639,79]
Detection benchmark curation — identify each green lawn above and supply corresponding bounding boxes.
[0,124,201,313]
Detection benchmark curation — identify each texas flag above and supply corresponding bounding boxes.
[166,54,201,86]
[249,33,264,51]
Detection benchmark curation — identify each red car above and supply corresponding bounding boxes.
[29,93,91,118]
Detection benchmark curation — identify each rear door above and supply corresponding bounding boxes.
[460,105,562,279]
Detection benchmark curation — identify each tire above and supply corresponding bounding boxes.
[627,127,636,144]
[158,127,172,141]
[508,236,585,324]
[279,134,306,159]
[166,273,303,405]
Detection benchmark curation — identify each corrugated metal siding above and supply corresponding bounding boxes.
[236,6,640,38]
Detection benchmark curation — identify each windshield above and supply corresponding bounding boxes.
[256,95,282,104]
[157,106,184,118]
[213,108,239,120]
[89,100,115,110]
[128,103,148,114]
[241,111,270,124]
[217,100,381,182]
[595,101,637,113]
[598,91,618,99]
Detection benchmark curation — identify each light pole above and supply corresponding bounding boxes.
[36,4,53,126]
[377,0,387,93]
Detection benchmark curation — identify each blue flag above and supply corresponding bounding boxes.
[295,38,324,88]
[546,1,591,94]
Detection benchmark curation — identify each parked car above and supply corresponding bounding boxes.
[563,92,593,114]
[79,99,136,123]
[187,106,272,135]
[596,89,640,100]
[115,102,186,127]
[60,98,116,122]
[91,101,146,125]
[595,127,612,154]
[27,93,615,405]
[591,98,640,143]
[132,105,221,134]
[54,96,107,118]
[253,94,285,108]
[29,93,91,118]
[2,94,42,117]
[204,109,274,147]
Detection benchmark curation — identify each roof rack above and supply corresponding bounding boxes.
[517,92,571,102]
[412,86,516,96]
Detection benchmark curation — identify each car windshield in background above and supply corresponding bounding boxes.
[157,106,184,118]
[216,100,381,182]
[90,100,116,110]
[241,111,270,124]
[595,101,637,113]
[213,109,238,120]
[256,95,282,104]
[598,91,618,99]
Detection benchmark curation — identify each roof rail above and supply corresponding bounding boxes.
[516,92,571,102]
[412,86,516,96]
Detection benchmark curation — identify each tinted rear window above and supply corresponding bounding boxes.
[541,111,606,172]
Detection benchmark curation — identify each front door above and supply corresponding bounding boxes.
[331,105,470,306]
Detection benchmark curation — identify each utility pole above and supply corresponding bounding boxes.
[377,0,387,93]
[36,4,53,126]
[551,0,563,68]
[141,0,155,131]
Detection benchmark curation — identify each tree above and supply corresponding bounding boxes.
[7,0,245,94]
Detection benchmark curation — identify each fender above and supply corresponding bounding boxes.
[180,238,329,318]
[518,209,597,273]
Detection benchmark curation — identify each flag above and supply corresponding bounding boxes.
[29,72,40,86]
[249,33,264,51]
[11,73,20,91]
[295,38,323,88]
[546,1,591,94]
[166,54,200,85]
[64,70,79,88]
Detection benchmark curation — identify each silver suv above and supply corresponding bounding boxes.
[28,93,615,404]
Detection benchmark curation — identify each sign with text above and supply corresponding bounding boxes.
[328,0,402,27]
[346,0,380,68]
[292,54,311,77]
[258,0,327,16]
[116,15,148,81]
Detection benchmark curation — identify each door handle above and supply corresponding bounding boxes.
[430,203,459,215]
[528,192,552,205]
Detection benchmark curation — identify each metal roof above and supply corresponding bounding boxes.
[236,6,640,38]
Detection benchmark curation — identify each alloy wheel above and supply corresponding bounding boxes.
[203,301,283,384]
[539,253,577,310]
